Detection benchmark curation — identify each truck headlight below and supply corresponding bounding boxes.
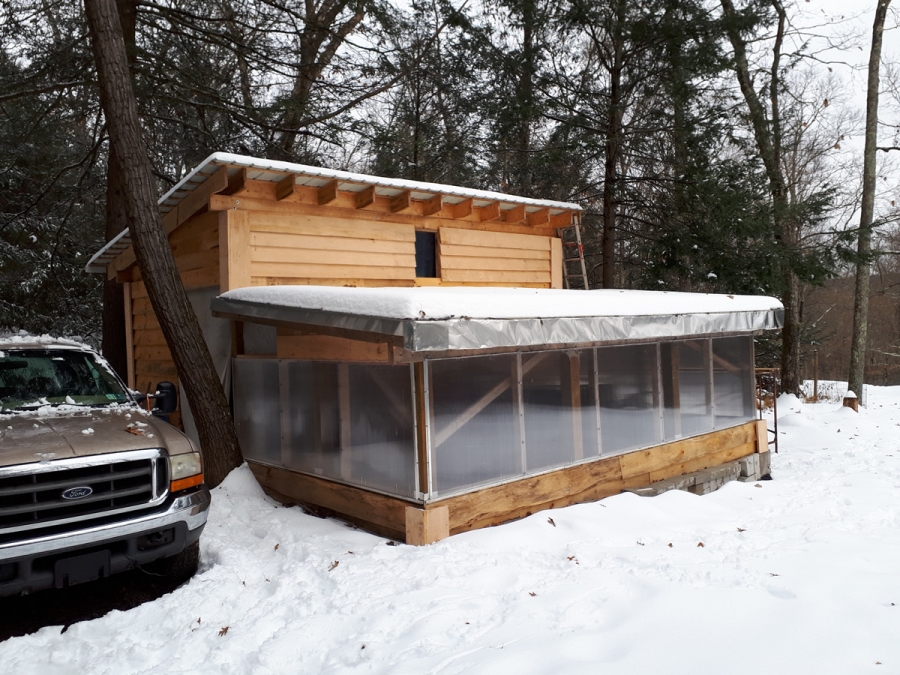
[169,452,203,492]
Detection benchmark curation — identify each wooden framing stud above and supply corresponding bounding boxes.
[414,362,429,494]
[405,506,449,545]
[218,209,251,291]
[275,174,295,201]
[353,185,375,209]
[317,179,338,205]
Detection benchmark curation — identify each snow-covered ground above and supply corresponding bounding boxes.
[4,385,900,674]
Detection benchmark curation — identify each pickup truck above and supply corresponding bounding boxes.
[0,336,210,596]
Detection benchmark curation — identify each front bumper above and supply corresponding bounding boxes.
[0,486,210,596]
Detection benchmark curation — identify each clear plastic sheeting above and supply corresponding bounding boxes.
[232,335,759,501]
[429,355,521,494]
[596,344,661,456]
[713,336,756,428]
[233,358,416,498]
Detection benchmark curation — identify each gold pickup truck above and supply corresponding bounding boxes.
[0,337,210,596]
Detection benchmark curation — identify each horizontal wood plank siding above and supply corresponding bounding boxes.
[438,226,553,287]
[247,211,416,286]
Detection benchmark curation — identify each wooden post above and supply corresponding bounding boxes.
[653,343,664,442]
[338,363,352,481]
[279,360,292,466]
[218,209,251,291]
[669,344,682,437]
[704,338,714,426]
[813,349,819,401]
[123,281,135,389]
[755,418,769,454]
[405,505,449,545]
[413,362,430,496]
[550,237,563,289]
[512,353,527,473]
[561,351,584,460]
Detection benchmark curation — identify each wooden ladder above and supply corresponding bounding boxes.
[557,217,590,290]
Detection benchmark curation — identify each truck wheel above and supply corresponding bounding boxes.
[143,541,200,584]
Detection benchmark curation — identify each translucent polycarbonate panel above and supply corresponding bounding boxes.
[596,344,660,455]
[429,354,521,494]
[521,350,600,472]
[232,358,281,465]
[346,364,416,496]
[678,340,714,438]
[713,336,756,428]
[280,361,416,497]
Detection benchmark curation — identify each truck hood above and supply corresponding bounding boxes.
[0,406,194,467]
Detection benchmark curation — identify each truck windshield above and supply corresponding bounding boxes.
[0,350,131,412]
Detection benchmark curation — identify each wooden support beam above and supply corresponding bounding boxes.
[414,362,430,494]
[275,174,295,201]
[755,419,769,454]
[317,180,338,205]
[218,209,251,291]
[405,506,449,545]
[420,194,442,216]
[389,190,411,213]
[448,198,472,219]
[368,369,412,428]
[550,211,573,228]
[223,168,248,195]
[173,166,229,233]
[512,353,526,472]
[352,186,375,209]
[279,361,292,466]
[475,201,500,222]
[527,208,550,227]
[502,204,525,224]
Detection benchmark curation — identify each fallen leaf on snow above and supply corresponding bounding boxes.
[329,561,339,571]
[274,543,279,551]
[219,627,229,637]
[697,542,705,548]
[547,517,556,527]
[528,592,536,597]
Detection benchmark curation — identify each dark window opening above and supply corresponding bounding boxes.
[415,231,437,278]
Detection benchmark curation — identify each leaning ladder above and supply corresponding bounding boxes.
[557,214,590,290]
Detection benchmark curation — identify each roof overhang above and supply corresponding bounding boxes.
[210,286,784,355]
[86,152,583,274]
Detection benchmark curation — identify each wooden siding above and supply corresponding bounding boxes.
[247,211,417,287]
[437,226,554,287]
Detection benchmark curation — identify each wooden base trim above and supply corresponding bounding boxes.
[247,462,417,540]
[755,418,769,453]
[247,421,758,543]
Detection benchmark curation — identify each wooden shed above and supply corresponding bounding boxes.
[87,153,783,544]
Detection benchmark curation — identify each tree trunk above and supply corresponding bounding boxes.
[849,0,891,400]
[720,0,801,393]
[84,0,242,487]
[601,0,625,290]
[100,0,136,379]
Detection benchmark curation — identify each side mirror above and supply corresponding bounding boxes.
[154,381,178,414]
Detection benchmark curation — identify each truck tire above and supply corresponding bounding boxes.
[143,541,200,584]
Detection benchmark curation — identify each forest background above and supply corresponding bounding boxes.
[1,0,899,390]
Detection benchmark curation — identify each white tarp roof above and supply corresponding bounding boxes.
[211,286,784,353]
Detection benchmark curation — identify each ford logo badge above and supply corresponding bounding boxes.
[61,486,93,500]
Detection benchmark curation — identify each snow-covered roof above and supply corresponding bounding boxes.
[85,152,582,273]
[211,286,784,353]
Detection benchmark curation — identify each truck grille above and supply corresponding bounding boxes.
[0,451,168,537]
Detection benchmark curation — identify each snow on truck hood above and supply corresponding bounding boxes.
[211,286,784,352]
[0,408,193,467]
